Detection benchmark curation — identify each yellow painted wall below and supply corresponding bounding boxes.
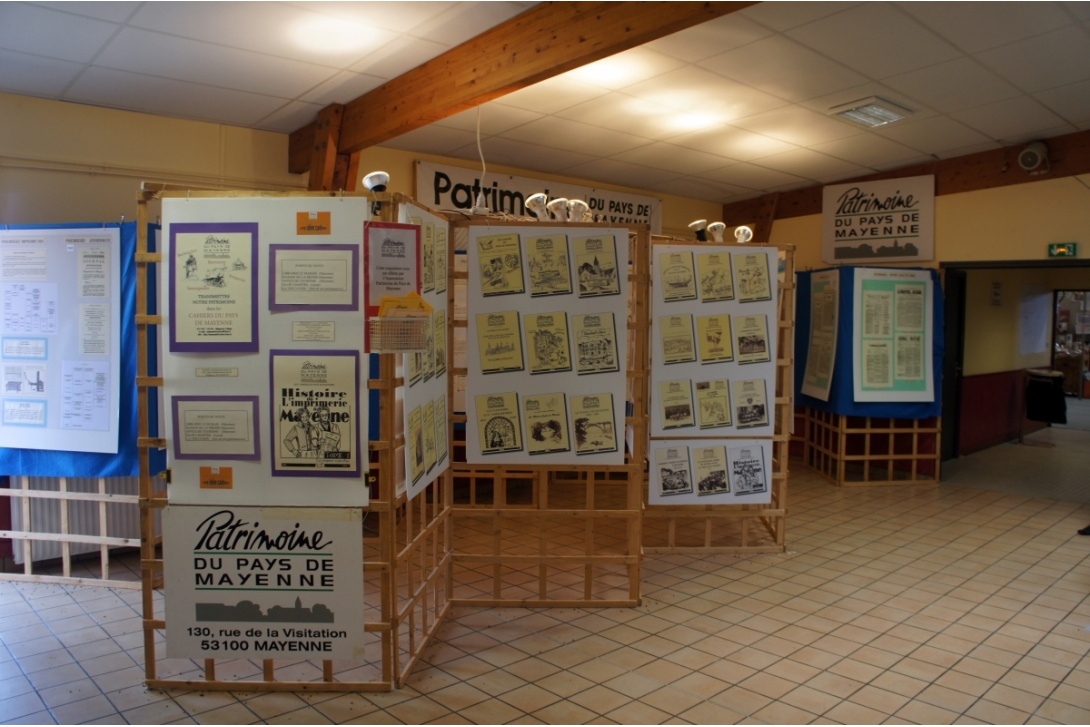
[767,174,1090,376]
[0,92,721,237]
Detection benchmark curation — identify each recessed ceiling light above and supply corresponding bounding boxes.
[291,16,376,55]
[829,96,912,128]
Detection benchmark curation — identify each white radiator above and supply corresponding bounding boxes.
[9,476,141,564]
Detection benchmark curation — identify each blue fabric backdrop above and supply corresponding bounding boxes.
[0,221,165,476]
[794,266,944,418]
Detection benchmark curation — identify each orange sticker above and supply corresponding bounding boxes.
[199,466,233,489]
[296,211,331,235]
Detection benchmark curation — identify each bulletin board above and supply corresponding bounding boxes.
[160,195,371,507]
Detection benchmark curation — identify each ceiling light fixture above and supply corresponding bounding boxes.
[829,96,912,128]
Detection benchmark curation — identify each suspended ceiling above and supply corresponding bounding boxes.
[2,1,1089,204]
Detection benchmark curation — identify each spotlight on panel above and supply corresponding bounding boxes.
[546,197,569,222]
[363,171,389,215]
[688,219,707,242]
[706,222,726,243]
[567,199,589,224]
[734,225,754,244]
[525,192,550,221]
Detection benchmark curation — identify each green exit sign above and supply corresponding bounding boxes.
[1049,243,1078,258]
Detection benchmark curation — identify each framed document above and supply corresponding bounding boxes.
[654,445,693,497]
[659,314,697,365]
[476,311,524,374]
[523,392,570,455]
[659,250,697,302]
[526,234,572,297]
[171,396,260,460]
[734,252,772,303]
[571,312,619,375]
[729,444,768,495]
[658,379,695,430]
[407,405,424,485]
[270,350,360,477]
[696,313,734,364]
[476,392,523,454]
[732,378,769,429]
[363,221,420,317]
[169,222,258,352]
[571,393,617,455]
[477,233,525,296]
[524,311,572,374]
[695,379,732,430]
[434,308,448,377]
[696,251,734,302]
[434,394,449,466]
[734,314,771,364]
[693,445,729,497]
[573,234,620,298]
[269,244,358,311]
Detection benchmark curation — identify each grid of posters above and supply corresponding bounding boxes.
[0,227,122,454]
[648,244,779,506]
[852,267,934,402]
[648,439,772,506]
[161,196,370,507]
[465,226,628,465]
[650,245,778,439]
[398,203,451,500]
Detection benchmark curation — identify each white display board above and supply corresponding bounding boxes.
[650,245,779,438]
[397,203,451,500]
[0,227,121,453]
[647,244,779,506]
[164,505,365,660]
[161,197,370,506]
[465,226,629,465]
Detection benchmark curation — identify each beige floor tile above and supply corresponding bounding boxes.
[964,698,1032,725]
[779,684,842,715]
[750,699,819,724]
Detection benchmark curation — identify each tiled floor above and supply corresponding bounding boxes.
[3,434,1090,725]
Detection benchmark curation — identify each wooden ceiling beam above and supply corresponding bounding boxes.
[290,1,754,174]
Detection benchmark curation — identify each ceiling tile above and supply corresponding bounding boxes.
[0,49,83,97]
[701,162,810,190]
[381,124,480,157]
[730,105,862,147]
[976,26,1090,93]
[404,2,532,45]
[553,93,719,139]
[452,136,597,175]
[642,12,774,63]
[612,142,738,175]
[810,133,929,170]
[561,159,682,190]
[787,3,962,79]
[255,100,327,134]
[877,115,993,155]
[129,2,396,66]
[1035,79,1090,127]
[559,47,687,91]
[622,66,789,120]
[348,34,450,80]
[297,70,386,107]
[900,1,1074,54]
[698,35,866,103]
[668,125,797,163]
[65,67,288,127]
[34,2,139,23]
[739,2,859,33]
[493,78,607,115]
[0,3,119,62]
[751,147,868,183]
[501,116,652,158]
[436,105,543,136]
[96,28,334,98]
[952,96,1072,143]
[883,57,1021,114]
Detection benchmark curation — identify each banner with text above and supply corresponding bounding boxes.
[415,160,662,233]
[164,505,365,660]
[822,175,934,263]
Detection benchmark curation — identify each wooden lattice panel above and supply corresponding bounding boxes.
[802,408,941,486]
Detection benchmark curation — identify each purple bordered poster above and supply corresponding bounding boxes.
[268,244,359,312]
[270,349,361,477]
[170,395,261,460]
[169,222,259,353]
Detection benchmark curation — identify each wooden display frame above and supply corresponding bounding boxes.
[448,219,648,608]
[643,243,795,554]
[135,188,451,692]
[801,408,941,486]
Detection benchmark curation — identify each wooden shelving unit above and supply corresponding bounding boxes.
[801,408,941,486]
